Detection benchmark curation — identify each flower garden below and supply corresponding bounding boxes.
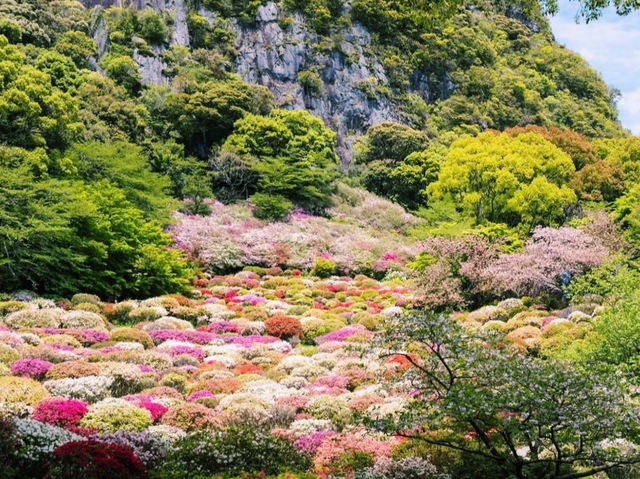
[0,260,612,479]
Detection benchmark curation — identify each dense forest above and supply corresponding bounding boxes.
[3,0,640,478]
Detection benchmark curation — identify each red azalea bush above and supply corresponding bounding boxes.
[33,398,89,428]
[46,440,148,479]
[265,314,303,339]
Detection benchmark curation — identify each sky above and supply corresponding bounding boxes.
[548,0,640,134]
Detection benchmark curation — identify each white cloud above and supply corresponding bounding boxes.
[618,88,640,134]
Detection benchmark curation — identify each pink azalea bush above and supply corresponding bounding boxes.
[32,397,89,428]
[478,226,611,296]
[11,358,54,379]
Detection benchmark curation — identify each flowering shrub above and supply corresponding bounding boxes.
[161,403,223,431]
[265,314,303,339]
[313,433,394,475]
[32,398,88,428]
[46,440,148,479]
[10,358,54,380]
[354,456,450,479]
[0,342,20,364]
[0,376,49,404]
[123,395,168,422]
[46,361,101,380]
[110,328,155,349]
[43,376,114,402]
[59,311,107,330]
[478,226,610,297]
[0,271,444,477]
[13,418,81,469]
[159,428,311,478]
[80,400,152,433]
[90,431,169,469]
[171,201,417,276]
[3,308,64,329]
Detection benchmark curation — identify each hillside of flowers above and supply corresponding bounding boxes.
[172,184,422,277]
[1,251,635,479]
[0,270,416,478]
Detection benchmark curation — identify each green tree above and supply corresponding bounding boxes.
[55,31,98,69]
[428,131,576,226]
[66,141,173,220]
[250,193,293,221]
[593,137,640,184]
[165,75,274,158]
[222,109,339,213]
[0,35,82,151]
[356,122,429,165]
[71,181,191,298]
[507,176,576,229]
[181,172,213,216]
[373,311,640,479]
[0,164,88,295]
[614,184,640,247]
[77,72,150,143]
[0,166,190,298]
[100,54,141,95]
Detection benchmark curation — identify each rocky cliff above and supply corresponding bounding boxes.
[82,0,614,163]
[85,0,435,163]
[232,2,409,162]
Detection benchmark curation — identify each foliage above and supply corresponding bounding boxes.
[0,35,82,151]
[311,257,336,278]
[55,31,98,69]
[614,185,640,247]
[505,125,597,170]
[250,193,293,221]
[356,122,430,165]
[542,0,640,21]
[80,400,152,433]
[0,415,19,479]
[165,75,274,158]
[0,374,49,405]
[572,160,625,202]
[66,141,173,219]
[222,109,340,213]
[100,55,142,96]
[558,263,640,373]
[373,311,640,479]
[427,131,576,227]
[0,167,190,298]
[158,428,311,478]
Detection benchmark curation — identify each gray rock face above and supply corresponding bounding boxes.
[82,0,427,161]
[86,0,188,86]
[232,1,405,164]
[133,44,168,86]
[168,0,190,47]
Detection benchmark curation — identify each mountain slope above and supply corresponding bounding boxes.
[72,0,625,162]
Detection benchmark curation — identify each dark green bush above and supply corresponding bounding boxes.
[157,428,311,478]
[251,193,293,221]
